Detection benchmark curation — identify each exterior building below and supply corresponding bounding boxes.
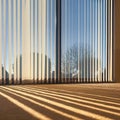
[0,0,119,85]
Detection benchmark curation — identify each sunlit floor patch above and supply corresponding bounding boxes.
[2,86,113,120]
[22,86,120,106]
[0,87,81,120]
[13,86,120,117]
[0,91,51,120]
[0,84,120,120]
[12,86,120,111]
[32,86,120,101]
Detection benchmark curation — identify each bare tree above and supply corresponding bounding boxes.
[61,44,98,80]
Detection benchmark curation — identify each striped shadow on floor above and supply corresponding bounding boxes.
[0,86,120,120]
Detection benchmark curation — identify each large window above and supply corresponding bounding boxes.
[61,0,113,83]
[0,0,113,84]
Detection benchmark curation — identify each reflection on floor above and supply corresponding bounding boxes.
[0,83,120,120]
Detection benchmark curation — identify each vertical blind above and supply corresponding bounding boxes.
[0,0,113,84]
[61,0,113,83]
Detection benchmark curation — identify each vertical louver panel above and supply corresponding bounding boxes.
[13,0,16,84]
[38,0,41,82]
[4,0,6,84]
[22,0,31,83]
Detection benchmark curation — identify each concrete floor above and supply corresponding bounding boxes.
[0,83,120,120]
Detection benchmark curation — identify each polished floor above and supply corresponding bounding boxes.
[0,83,120,120]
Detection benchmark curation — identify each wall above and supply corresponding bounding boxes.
[114,0,120,82]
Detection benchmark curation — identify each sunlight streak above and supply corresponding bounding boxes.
[35,86,120,101]
[16,86,120,116]
[21,86,120,107]
[2,86,113,120]
[0,91,51,120]
[0,87,81,120]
